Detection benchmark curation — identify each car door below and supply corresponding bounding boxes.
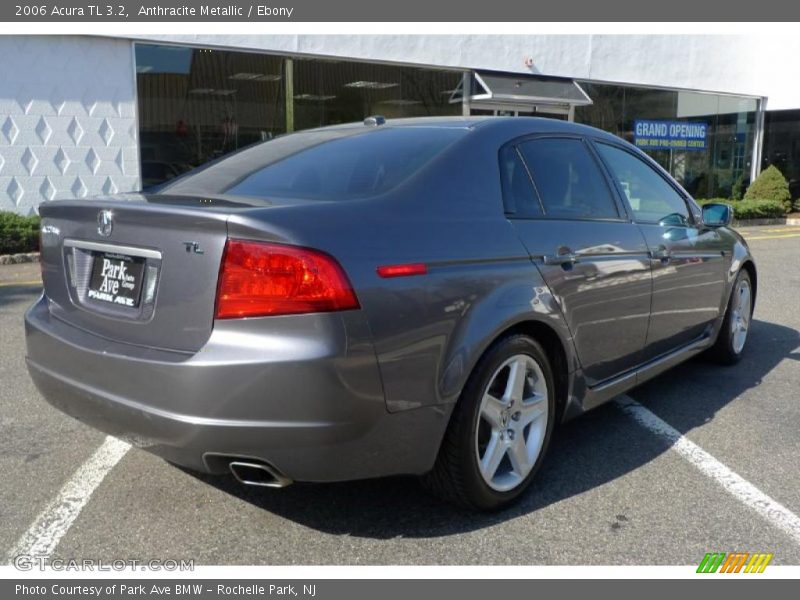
[501,136,653,387]
[592,141,727,362]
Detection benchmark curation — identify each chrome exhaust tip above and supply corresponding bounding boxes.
[228,460,293,488]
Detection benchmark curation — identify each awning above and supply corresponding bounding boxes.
[451,71,592,109]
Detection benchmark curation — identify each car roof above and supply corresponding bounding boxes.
[315,115,624,143]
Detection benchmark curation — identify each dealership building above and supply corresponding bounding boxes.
[1,33,800,214]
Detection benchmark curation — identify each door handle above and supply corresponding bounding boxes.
[649,246,672,261]
[543,247,579,266]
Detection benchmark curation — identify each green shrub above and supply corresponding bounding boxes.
[695,198,786,220]
[744,165,792,212]
[0,212,40,255]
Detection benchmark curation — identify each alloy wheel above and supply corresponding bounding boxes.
[731,278,752,354]
[475,354,549,492]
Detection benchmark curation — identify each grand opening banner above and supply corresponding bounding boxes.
[634,120,708,151]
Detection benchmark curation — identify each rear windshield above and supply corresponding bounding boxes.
[160,127,467,202]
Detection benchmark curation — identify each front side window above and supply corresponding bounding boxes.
[517,138,620,220]
[595,143,691,226]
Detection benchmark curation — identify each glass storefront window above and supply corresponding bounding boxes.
[135,44,287,187]
[134,43,761,197]
[575,83,758,199]
[292,58,461,131]
[135,44,462,187]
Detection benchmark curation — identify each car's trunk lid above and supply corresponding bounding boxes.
[38,194,238,353]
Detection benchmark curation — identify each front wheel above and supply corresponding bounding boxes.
[422,334,556,511]
[708,269,753,365]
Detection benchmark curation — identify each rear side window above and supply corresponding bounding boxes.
[499,145,542,217]
[221,127,466,201]
[518,138,620,220]
[595,142,691,226]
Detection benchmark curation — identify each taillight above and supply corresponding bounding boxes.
[215,239,359,319]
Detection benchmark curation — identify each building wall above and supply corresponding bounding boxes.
[2,33,793,216]
[0,36,140,214]
[124,34,785,106]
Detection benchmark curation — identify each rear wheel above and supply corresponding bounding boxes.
[708,269,753,365]
[422,334,556,511]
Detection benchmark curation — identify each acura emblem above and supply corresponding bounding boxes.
[97,210,113,237]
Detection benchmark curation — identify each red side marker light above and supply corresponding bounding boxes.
[376,263,428,278]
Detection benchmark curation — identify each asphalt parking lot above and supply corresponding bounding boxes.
[1,225,798,566]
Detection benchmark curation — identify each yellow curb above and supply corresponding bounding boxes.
[741,227,800,234]
[0,279,42,288]
[744,233,800,241]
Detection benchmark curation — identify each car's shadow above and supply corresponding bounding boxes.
[0,283,41,308]
[186,318,799,539]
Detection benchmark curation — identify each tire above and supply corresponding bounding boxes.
[707,269,753,365]
[422,334,556,511]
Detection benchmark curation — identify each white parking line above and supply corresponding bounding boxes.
[5,436,130,562]
[616,395,800,546]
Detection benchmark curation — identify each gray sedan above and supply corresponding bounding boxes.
[25,117,756,510]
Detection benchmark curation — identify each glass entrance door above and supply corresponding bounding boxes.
[515,108,568,120]
[454,72,590,123]
[470,103,571,120]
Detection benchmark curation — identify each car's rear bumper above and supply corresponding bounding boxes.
[24,295,450,482]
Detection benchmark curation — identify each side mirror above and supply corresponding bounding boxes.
[702,202,733,228]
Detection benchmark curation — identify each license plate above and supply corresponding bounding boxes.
[87,252,145,308]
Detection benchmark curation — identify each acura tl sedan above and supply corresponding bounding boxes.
[25,117,756,510]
